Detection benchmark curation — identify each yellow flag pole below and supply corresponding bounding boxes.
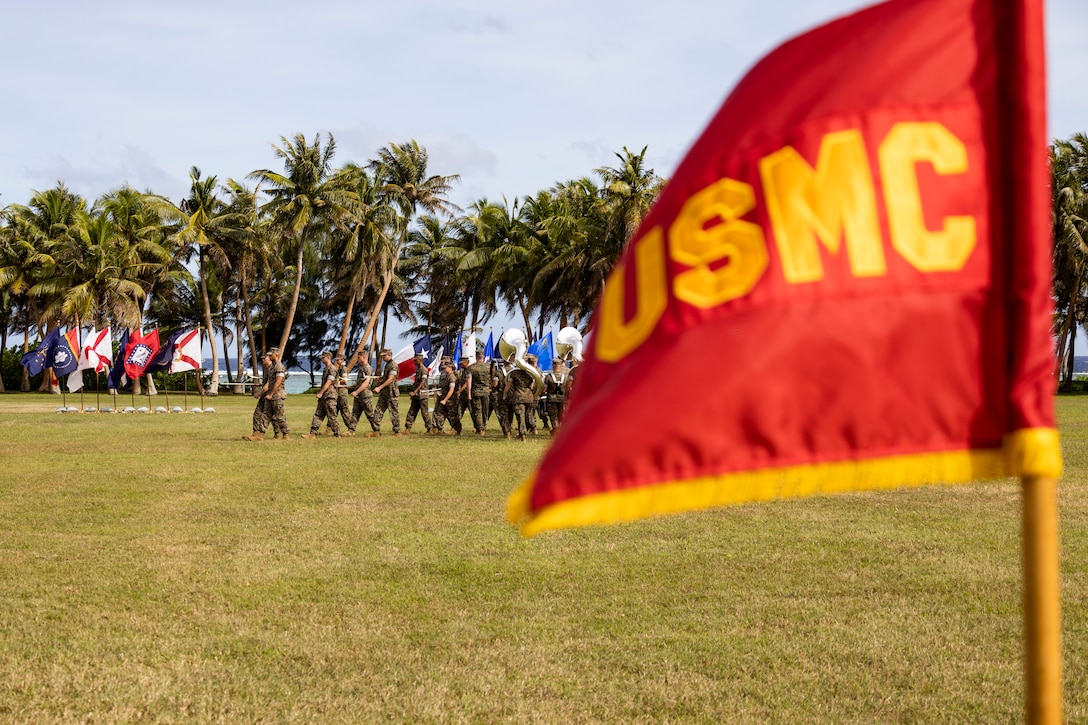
[1021,475,1062,724]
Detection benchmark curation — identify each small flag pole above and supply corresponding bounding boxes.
[183,372,189,411]
[1021,475,1062,724]
[95,373,102,412]
[146,375,153,410]
[198,372,205,411]
[79,387,85,412]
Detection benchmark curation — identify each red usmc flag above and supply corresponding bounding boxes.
[509,0,1060,536]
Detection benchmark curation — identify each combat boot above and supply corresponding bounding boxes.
[242,432,264,442]
[302,433,318,439]
[367,431,381,438]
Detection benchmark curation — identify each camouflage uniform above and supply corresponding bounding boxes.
[433,365,462,434]
[564,363,580,405]
[307,357,340,436]
[372,356,401,434]
[349,360,378,433]
[335,359,356,431]
[506,367,538,440]
[404,358,434,433]
[455,360,471,430]
[490,363,511,437]
[466,360,491,433]
[250,356,272,434]
[268,356,289,437]
[544,365,567,432]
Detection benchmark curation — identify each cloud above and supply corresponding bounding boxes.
[16,144,185,204]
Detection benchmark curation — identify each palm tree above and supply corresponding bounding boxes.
[28,209,156,329]
[249,133,358,356]
[325,164,395,359]
[5,184,87,390]
[401,214,462,340]
[347,140,460,362]
[595,146,665,246]
[164,168,254,394]
[220,179,272,378]
[1051,133,1088,388]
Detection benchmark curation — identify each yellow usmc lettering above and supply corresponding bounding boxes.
[594,122,976,363]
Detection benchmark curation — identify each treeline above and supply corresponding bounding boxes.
[0,134,664,393]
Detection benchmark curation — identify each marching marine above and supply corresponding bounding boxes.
[466,352,491,435]
[243,350,273,441]
[334,354,356,435]
[544,358,568,435]
[266,346,290,439]
[402,352,434,435]
[369,348,401,436]
[303,351,340,438]
[348,349,378,435]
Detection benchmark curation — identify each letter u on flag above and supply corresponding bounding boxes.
[508,0,1061,536]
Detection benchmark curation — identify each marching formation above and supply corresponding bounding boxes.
[243,327,584,443]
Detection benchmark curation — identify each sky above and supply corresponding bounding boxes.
[3,0,1087,353]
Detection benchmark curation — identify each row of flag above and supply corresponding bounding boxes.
[388,329,559,381]
[20,327,202,392]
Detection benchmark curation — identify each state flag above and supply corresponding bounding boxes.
[123,329,160,381]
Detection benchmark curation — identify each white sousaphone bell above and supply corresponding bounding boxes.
[555,326,584,363]
[498,328,545,394]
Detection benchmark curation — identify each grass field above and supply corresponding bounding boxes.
[0,392,1085,723]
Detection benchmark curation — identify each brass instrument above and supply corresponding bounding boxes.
[498,328,545,395]
[555,326,584,363]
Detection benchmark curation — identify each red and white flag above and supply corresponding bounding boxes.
[169,329,202,372]
[67,327,113,392]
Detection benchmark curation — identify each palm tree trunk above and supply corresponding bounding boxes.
[241,268,259,379]
[350,240,405,363]
[381,306,389,351]
[337,290,357,358]
[517,295,532,336]
[200,249,220,396]
[20,309,30,392]
[0,324,7,392]
[277,227,309,356]
[235,287,245,385]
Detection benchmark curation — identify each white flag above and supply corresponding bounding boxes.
[169,329,202,372]
[87,327,113,372]
[463,331,477,362]
[68,327,114,392]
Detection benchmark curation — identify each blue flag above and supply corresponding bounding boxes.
[528,331,554,371]
[414,335,436,366]
[453,332,462,362]
[107,330,130,390]
[20,328,59,377]
[146,329,185,374]
[483,332,494,361]
[20,328,80,377]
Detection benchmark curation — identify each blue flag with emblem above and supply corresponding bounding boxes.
[20,328,59,377]
[483,332,494,361]
[20,328,80,378]
[528,331,553,371]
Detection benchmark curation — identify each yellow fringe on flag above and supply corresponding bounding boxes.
[507,428,1062,537]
